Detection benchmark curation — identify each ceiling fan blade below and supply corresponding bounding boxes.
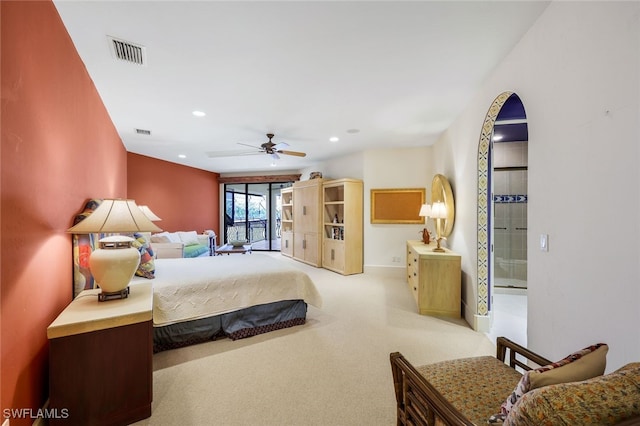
[277,150,306,157]
[271,152,280,160]
[237,142,262,149]
[206,150,262,158]
[273,142,289,150]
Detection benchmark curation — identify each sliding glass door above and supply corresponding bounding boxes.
[224,182,292,251]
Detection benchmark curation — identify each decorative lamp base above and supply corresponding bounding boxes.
[90,236,140,300]
[98,286,130,302]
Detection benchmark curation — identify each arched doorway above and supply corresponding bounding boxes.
[477,92,528,342]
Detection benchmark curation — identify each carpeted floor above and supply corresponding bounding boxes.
[132,253,495,426]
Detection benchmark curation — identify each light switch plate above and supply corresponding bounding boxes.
[540,234,549,251]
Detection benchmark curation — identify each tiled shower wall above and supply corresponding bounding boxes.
[494,141,528,285]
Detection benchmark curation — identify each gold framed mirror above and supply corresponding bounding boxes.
[431,174,455,237]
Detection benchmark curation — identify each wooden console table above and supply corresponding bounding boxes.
[47,282,153,425]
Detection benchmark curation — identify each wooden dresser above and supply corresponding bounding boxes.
[47,282,153,425]
[406,240,461,318]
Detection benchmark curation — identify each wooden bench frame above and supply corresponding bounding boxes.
[390,337,551,426]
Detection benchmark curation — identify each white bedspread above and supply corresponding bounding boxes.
[132,254,322,327]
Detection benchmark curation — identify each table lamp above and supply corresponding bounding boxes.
[139,205,162,221]
[67,199,162,301]
[431,201,447,252]
[418,204,432,244]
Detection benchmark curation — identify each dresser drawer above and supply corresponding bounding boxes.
[406,247,419,304]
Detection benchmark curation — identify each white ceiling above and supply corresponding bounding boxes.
[53,1,549,174]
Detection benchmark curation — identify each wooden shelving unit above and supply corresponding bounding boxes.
[322,178,363,275]
[280,187,294,257]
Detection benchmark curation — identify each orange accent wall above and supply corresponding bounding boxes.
[127,153,220,236]
[1,1,127,423]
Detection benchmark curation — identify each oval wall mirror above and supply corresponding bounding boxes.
[431,174,455,237]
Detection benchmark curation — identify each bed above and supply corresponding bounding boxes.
[130,253,322,352]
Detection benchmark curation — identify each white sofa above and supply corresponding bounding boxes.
[149,231,215,259]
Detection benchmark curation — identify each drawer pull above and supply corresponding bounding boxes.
[413,272,416,276]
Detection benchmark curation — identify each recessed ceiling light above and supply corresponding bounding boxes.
[178,154,186,159]
[329,136,339,142]
[192,111,206,117]
[270,162,277,167]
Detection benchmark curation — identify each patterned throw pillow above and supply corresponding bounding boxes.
[504,363,640,426]
[132,232,155,279]
[488,343,608,423]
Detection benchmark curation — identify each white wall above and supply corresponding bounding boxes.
[363,147,434,269]
[434,1,640,370]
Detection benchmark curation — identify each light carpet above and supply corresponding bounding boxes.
[132,253,495,426]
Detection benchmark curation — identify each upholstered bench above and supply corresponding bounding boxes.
[390,337,640,425]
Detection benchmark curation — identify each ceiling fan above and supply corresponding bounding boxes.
[207,133,306,160]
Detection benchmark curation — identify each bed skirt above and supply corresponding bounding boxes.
[153,300,308,353]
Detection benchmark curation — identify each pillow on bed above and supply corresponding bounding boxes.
[132,232,155,279]
[178,231,200,246]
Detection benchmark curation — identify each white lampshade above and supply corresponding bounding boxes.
[139,205,162,221]
[418,204,432,217]
[68,199,162,300]
[431,201,447,219]
[68,199,163,234]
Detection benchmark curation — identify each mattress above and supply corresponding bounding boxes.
[133,254,322,327]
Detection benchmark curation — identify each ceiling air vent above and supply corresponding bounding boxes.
[108,36,146,66]
[135,128,151,135]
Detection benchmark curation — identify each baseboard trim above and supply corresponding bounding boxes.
[363,264,405,278]
[474,314,492,333]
